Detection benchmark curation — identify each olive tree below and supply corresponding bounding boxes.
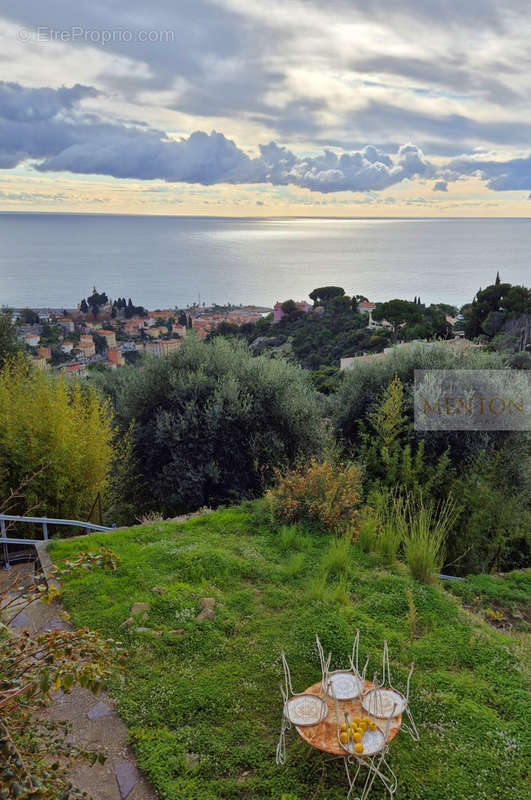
[105,337,326,515]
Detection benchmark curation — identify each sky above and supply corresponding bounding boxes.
[2,1,531,216]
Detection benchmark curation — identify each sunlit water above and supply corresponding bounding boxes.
[1,214,529,308]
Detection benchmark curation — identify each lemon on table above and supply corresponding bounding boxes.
[353,732,362,743]
[340,732,348,745]
[354,743,364,754]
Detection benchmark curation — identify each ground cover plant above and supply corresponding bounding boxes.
[444,570,531,634]
[48,503,530,800]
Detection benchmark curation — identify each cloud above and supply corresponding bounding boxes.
[4,0,531,160]
[447,153,531,191]
[258,141,431,192]
[0,80,434,193]
[3,79,531,198]
[0,82,97,122]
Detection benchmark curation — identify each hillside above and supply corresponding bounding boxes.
[48,503,530,800]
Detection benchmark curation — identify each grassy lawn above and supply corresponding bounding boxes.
[48,503,530,800]
[444,571,530,634]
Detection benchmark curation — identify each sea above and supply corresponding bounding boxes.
[0,214,529,310]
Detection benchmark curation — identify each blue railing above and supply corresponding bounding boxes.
[1,514,115,570]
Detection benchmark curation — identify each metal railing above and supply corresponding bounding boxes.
[1,514,115,570]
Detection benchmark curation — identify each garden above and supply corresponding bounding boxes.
[48,503,530,800]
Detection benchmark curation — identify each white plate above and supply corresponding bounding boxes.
[340,726,386,757]
[286,694,328,726]
[328,671,362,700]
[362,688,406,718]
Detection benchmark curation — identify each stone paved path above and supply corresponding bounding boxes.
[2,561,158,800]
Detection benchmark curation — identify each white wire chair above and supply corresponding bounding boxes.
[316,631,369,701]
[335,675,398,800]
[361,642,419,742]
[275,649,330,765]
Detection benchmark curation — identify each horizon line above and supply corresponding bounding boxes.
[1,211,531,221]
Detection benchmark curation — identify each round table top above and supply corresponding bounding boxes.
[295,679,402,756]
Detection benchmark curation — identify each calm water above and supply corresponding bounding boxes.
[0,214,529,309]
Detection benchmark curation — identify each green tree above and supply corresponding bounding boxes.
[463,278,530,339]
[87,291,108,318]
[309,286,345,304]
[0,358,114,521]
[40,321,61,345]
[333,343,514,467]
[359,375,450,495]
[328,294,353,313]
[0,307,20,368]
[103,337,325,515]
[280,299,304,321]
[372,299,423,342]
[19,308,40,325]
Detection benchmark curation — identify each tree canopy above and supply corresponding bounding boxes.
[101,337,325,515]
[0,357,114,520]
[464,278,531,338]
[0,307,19,368]
[372,299,423,341]
[309,286,345,304]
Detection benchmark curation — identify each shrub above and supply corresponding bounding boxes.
[333,344,512,466]
[319,536,352,576]
[277,524,311,554]
[359,374,451,497]
[398,493,460,584]
[356,514,378,553]
[97,337,325,516]
[0,306,19,368]
[446,450,530,574]
[266,459,362,534]
[360,489,402,565]
[376,521,402,566]
[0,357,114,522]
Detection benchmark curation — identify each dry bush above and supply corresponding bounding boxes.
[266,459,362,534]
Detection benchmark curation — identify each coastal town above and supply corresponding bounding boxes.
[9,286,271,376]
[6,285,470,381]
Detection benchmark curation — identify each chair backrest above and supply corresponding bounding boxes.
[382,641,415,700]
[349,629,370,684]
[315,636,332,690]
